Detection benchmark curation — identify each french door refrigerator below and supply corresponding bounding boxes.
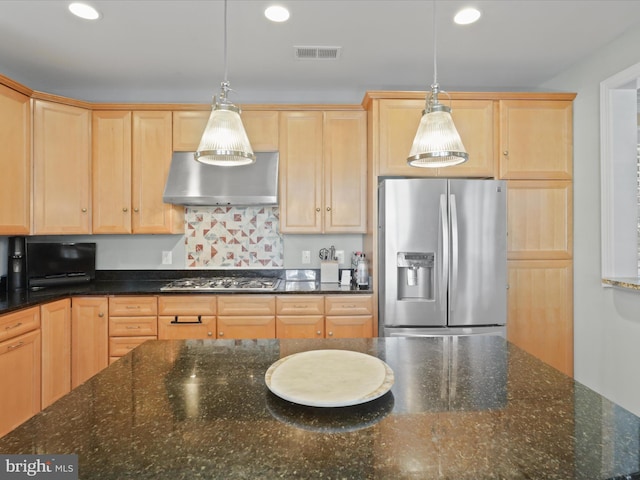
[378,178,507,337]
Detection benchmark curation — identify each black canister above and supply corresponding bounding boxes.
[7,236,26,291]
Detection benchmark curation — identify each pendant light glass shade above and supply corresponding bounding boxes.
[195,83,255,166]
[407,85,468,168]
[194,0,254,167]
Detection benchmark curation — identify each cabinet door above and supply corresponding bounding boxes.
[507,180,573,260]
[499,100,573,179]
[71,297,108,388]
[92,111,132,233]
[41,299,71,408]
[132,111,183,234]
[326,316,374,338]
[323,111,367,233]
[173,110,279,152]
[276,316,325,339]
[0,329,41,437]
[33,100,91,234]
[217,316,276,339]
[507,260,573,376]
[0,84,30,235]
[279,111,324,233]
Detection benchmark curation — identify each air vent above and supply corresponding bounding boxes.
[294,46,342,60]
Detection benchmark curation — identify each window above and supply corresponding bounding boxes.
[600,62,640,279]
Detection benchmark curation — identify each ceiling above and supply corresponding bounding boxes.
[1,0,640,104]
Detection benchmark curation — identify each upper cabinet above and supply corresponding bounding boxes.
[173,109,279,152]
[0,84,30,235]
[279,110,367,234]
[132,111,183,234]
[33,99,91,234]
[374,98,495,178]
[93,110,183,234]
[92,111,132,233]
[498,100,573,179]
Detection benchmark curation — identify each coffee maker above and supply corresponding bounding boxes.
[7,236,26,291]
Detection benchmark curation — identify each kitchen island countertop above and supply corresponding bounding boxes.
[0,336,638,479]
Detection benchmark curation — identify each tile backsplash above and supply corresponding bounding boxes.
[185,206,283,268]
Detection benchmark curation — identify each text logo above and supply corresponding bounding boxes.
[0,455,77,479]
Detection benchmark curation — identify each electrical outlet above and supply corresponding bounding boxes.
[162,251,172,265]
[301,250,311,264]
[336,250,345,264]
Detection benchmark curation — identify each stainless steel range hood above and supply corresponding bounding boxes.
[163,151,279,206]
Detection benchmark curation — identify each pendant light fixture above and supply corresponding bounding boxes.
[195,0,255,166]
[407,1,468,168]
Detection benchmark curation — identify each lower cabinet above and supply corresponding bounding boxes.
[217,295,276,339]
[108,296,157,363]
[325,295,374,338]
[41,299,71,409]
[0,307,41,437]
[71,297,109,388]
[276,296,325,338]
[157,295,216,339]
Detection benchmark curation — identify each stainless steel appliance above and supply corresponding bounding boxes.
[161,277,280,292]
[379,178,507,336]
[162,151,279,206]
[7,236,26,291]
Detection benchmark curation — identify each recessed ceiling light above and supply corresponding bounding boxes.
[265,5,290,23]
[68,2,101,20]
[454,7,481,25]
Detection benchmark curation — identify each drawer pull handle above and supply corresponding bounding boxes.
[7,341,25,350]
[328,331,333,336]
[171,315,203,324]
[126,326,141,329]
[125,306,141,309]
[219,332,224,336]
[5,322,23,330]
[316,330,322,335]
[293,305,308,309]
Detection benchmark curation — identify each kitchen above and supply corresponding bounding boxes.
[1,0,640,477]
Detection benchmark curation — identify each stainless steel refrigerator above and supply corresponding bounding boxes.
[378,178,507,337]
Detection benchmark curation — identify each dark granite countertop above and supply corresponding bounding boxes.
[0,336,638,479]
[0,269,371,315]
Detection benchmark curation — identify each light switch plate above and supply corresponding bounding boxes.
[302,250,311,264]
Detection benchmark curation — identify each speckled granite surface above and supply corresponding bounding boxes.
[602,277,640,291]
[1,336,639,479]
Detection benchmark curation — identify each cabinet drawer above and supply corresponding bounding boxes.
[0,307,40,343]
[325,295,372,315]
[158,315,215,340]
[109,316,157,336]
[109,336,155,357]
[217,316,276,339]
[217,295,276,315]
[158,295,217,315]
[109,296,158,316]
[276,296,324,315]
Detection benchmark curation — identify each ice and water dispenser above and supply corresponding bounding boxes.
[396,252,434,301]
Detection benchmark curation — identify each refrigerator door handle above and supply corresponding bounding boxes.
[440,194,449,308]
[450,194,459,310]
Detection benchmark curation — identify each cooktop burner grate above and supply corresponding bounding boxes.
[160,277,281,292]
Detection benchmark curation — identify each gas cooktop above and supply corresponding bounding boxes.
[160,277,281,292]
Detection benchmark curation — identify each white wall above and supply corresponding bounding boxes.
[541,26,640,416]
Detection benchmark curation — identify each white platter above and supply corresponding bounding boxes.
[265,349,394,408]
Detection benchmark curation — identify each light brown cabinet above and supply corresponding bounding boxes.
[173,109,279,152]
[33,99,91,234]
[279,110,367,233]
[325,295,373,338]
[158,295,216,339]
[91,111,133,233]
[499,100,572,180]
[0,83,30,235]
[132,111,183,234]
[41,299,71,408]
[217,295,276,339]
[108,296,158,362]
[501,98,575,376]
[71,297,109,388]
[374,98,495,178]
[0,307,41,437]
[276,295,325,338]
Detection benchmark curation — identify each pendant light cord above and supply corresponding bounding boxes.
[223,0,228,84]
[432,0,437,86]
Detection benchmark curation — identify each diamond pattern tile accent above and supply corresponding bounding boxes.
[185,206,283,268]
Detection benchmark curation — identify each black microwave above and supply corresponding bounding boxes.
[26,242,96,289]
